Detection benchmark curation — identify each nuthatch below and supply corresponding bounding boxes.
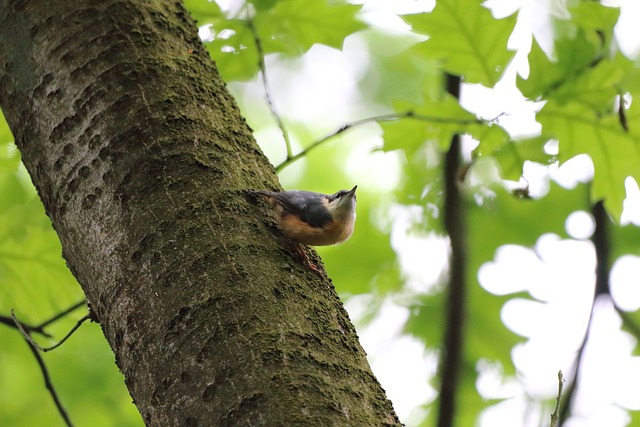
[251,186,357,272]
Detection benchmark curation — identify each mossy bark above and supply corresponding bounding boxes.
[0,0,401,425]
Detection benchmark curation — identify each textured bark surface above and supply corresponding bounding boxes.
[0,1,401,426]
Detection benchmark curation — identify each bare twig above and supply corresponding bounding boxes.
[245,8,293,159]
[275,110,483,172]
[11,309,45,349]
[42,314,92,352]
[12,308,90,352]
[1,299,85,338]
[0,314,52,337]
[11,309,74,427]
[437,74,467,427]
[35,299,86,329]
[550,371,565,427]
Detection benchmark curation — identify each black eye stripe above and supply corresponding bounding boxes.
[330,190,348,201]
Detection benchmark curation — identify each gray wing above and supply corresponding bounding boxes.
[261,190,332,228]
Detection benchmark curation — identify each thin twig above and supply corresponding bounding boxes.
[245,8,293,159]
[12,309,91,352]
[41,314,91,352]
[1,300,85,338]
[274,110,483,172]
[11,310,74,427]
[550,371,565,427]
[35,299,86,329]
[11,309,45,350]
[437,74,466,427]
[0,314,52,337]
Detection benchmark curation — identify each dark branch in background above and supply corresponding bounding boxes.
[245,9,293,159]
[274,111,484,172]
[592,201,611,298]
[437,74,467,427]
[618,92,628,132]
[11,310,74,427]
[559,200,610,425]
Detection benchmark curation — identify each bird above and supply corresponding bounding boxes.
[251,186,357,273]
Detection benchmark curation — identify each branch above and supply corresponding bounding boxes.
[35,299,86,329]
[437,74,467,427]
[11,310,74,427]
[42,314,91,351]
[245,9,293,159]
[275,111,483,172]
[12,307,91,352]
[0,313,52,338]
[0,299,86,338]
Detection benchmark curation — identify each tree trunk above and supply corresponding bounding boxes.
[0,1,400,425]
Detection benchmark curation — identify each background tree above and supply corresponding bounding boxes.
[2,0,640,426]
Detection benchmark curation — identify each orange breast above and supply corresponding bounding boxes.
[279,212,354,246]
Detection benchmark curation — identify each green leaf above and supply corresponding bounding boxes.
[517,3,628,109]
[255,1,365,55]
[382,94,482,152]
[403,0,516,86]
[358,31,442,106]
[517,33,598,102]
[570,1,620,47]
[189,0,366,81]
[183,0,224,20]
[537,100,640,221]
[468,182,588,253]
[0,196,83,317]
[520,39,638,113]
[489,136,552,181]
[613,224,640,261]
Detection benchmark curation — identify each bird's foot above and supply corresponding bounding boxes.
[294,244,324,278]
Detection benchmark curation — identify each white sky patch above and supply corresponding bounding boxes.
[565,210,595,240]
[389,205,449,293]
[610,255,640,312]
[621,177,640,225]
[549,154,595,188]
[346,138,402,192]
[480,235,595,405]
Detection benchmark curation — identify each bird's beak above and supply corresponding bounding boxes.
[348,185,357,196]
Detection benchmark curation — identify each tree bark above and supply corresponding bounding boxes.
[0,1,400,425]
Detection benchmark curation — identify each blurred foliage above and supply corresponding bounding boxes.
[2,0,640,426]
